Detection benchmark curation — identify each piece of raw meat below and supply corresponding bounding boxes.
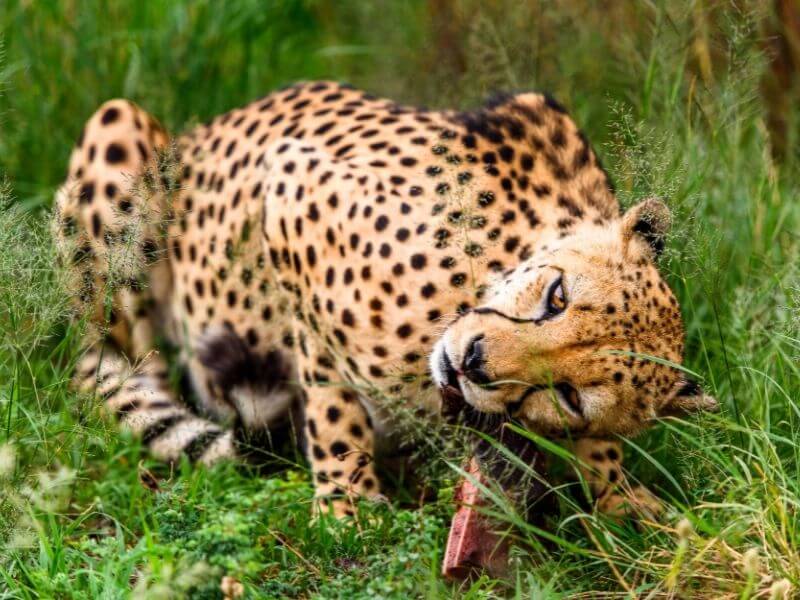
[442,458,510,579]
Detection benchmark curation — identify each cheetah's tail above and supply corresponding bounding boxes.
[74,343,237,465]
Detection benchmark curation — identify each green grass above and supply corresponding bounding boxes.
[1,1,799,598]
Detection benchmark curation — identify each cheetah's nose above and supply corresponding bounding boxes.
[462,335,491,385]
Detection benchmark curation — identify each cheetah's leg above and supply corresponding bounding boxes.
[295,326,381,518]
[54,100,235,464]
[260,138,391,517]
[571,439,663,520]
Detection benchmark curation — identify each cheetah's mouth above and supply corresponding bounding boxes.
[438,353,520,473]
[436,345,507,416]
[439,349,467,418]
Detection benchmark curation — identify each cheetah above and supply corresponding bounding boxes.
[54,81,717,519]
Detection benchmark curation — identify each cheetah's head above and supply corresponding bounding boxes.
[430,199,718,437]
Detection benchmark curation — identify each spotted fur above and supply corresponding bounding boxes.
[54,82,716,518]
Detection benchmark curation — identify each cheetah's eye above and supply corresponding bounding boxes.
[545,276,567,316]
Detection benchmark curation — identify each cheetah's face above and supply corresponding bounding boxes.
[430,199,717,437]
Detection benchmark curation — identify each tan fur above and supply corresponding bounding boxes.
[54,82,715,518]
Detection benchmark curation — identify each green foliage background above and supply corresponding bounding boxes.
[0,1,798,598]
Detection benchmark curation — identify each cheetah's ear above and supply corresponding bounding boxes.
[621,198,671,258]
[660,378,719,417]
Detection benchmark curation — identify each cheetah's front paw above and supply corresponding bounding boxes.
[598,484,663,521]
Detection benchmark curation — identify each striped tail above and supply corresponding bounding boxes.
[75,344,237,465]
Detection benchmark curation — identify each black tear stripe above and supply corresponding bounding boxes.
[183,429,224,462]
[197,329,292,391]
[472,307,547,325]
[141,414,187,444]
